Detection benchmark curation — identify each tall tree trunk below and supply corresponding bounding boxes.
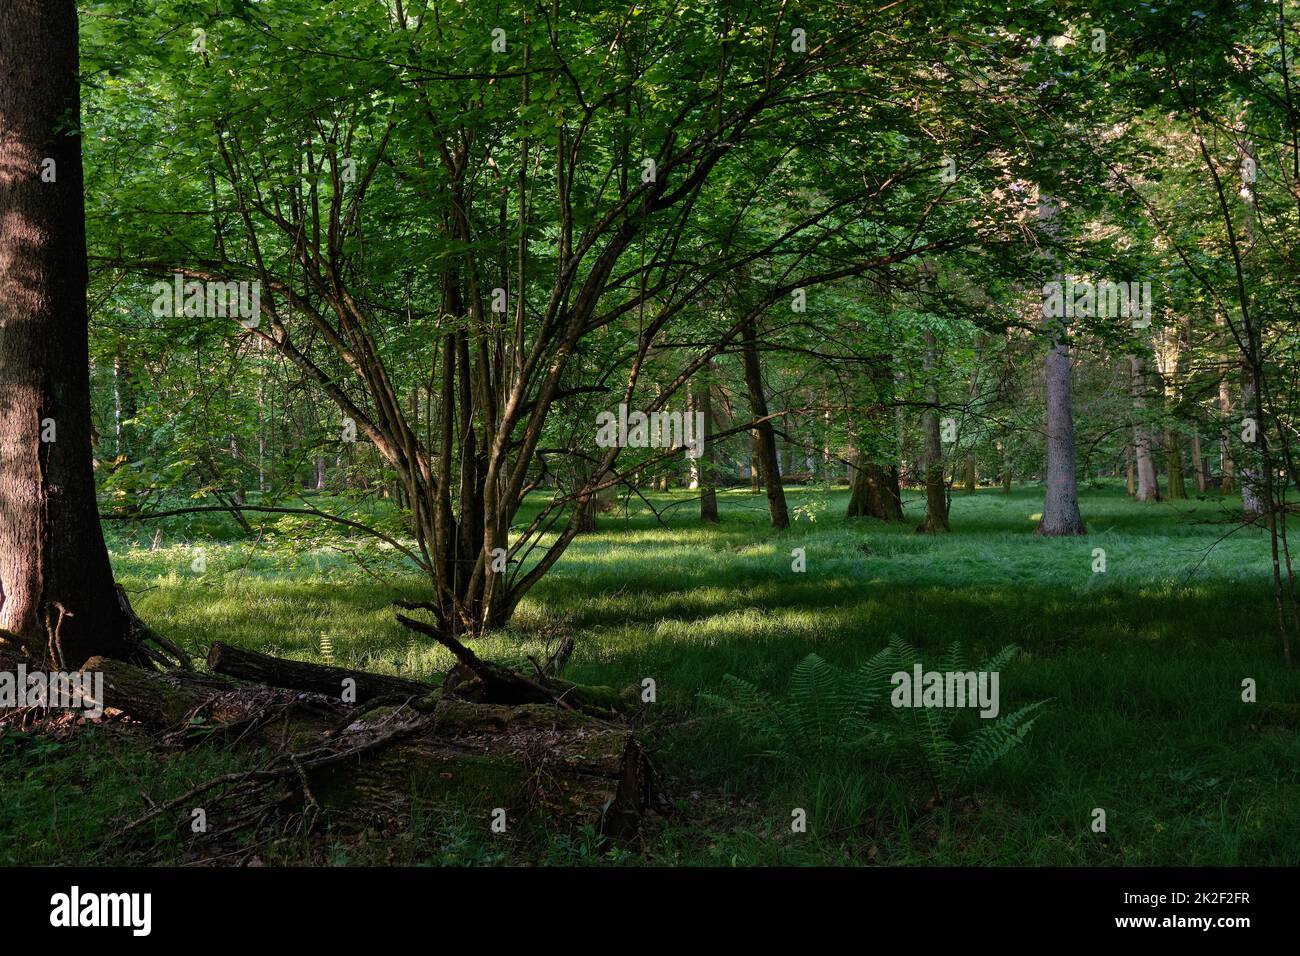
[256,338,266,494]
[1239,368,1264,518]
[1191,432,1207,492]
[1036,193,1085,534]
[1131,356,1161,502]
[112,351,135,459]
[229,435,245,506]
[1218,348,1237,494]
[1125,442,1136,495]
[1164,429,1187,499]
[695,367,718,523]
[821,399,832,481]
[1159,326,1187,500]
[1235,139,1265,522]
[916,329,949,533]
[741,318,788,528]
[0,0,140,667]
[574,455,600,533]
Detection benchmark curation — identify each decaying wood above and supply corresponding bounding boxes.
[92,645,659,860]
[79,656,343,745]
[80,655,216,726]
[208,641,433,703]
[307,698,659,837]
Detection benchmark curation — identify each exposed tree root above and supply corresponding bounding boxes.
[115,584,194,670]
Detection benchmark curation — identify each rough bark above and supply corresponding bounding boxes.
[1164,428,1187,499]
[313,698,660,839]
[208,641,433,703]
[847,456,904,521]
[0,0,140,667]
[1159,327,1187,500]
[740,318,789,528]
[1216,313,1237,494]
[916,329,950,533]
[1131,356,1161,502]
[1191,432,1207,492]
[1035,193,1086,535]
[112,352,135,459]
[1238,369,1264,518]
[92,657,662,849]
[80,656,215,726]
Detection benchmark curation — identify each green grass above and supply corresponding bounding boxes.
[6,481,1298,865]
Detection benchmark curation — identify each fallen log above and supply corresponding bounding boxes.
[80,656,216,726]
[298,698,662,838]
[90,656,664,858]
[207,641,433,704]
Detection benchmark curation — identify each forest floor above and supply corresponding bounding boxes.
[5,481,1299,865]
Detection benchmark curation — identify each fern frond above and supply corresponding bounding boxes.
[962,699,1050,779]
[941,641,968,675]
[981,643,1021,674]
[790,653,838,749]
[842,644,897,728]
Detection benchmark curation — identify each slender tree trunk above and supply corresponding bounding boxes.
[1191,432,1207,492]
[0,0,141,667]
[696,367,718,523]
[256,338,266,494]
[229,436,245,506]
[111,351,135,459]
[1159,327,1187,500]
[821,400,832,481]
[741,318,788,528]
[961,337,981,496]
[1211,314,1232,496]
[574,455,599,533]
[1131,356,1161,502]
[1239,369,1264,517]
[1125,443,1136,495]
[1234,139,1266,521]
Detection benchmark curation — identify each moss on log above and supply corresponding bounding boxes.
[80,656,213,725]
[305,698,661,838]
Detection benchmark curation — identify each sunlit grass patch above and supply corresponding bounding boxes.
[81,481,1300,864]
